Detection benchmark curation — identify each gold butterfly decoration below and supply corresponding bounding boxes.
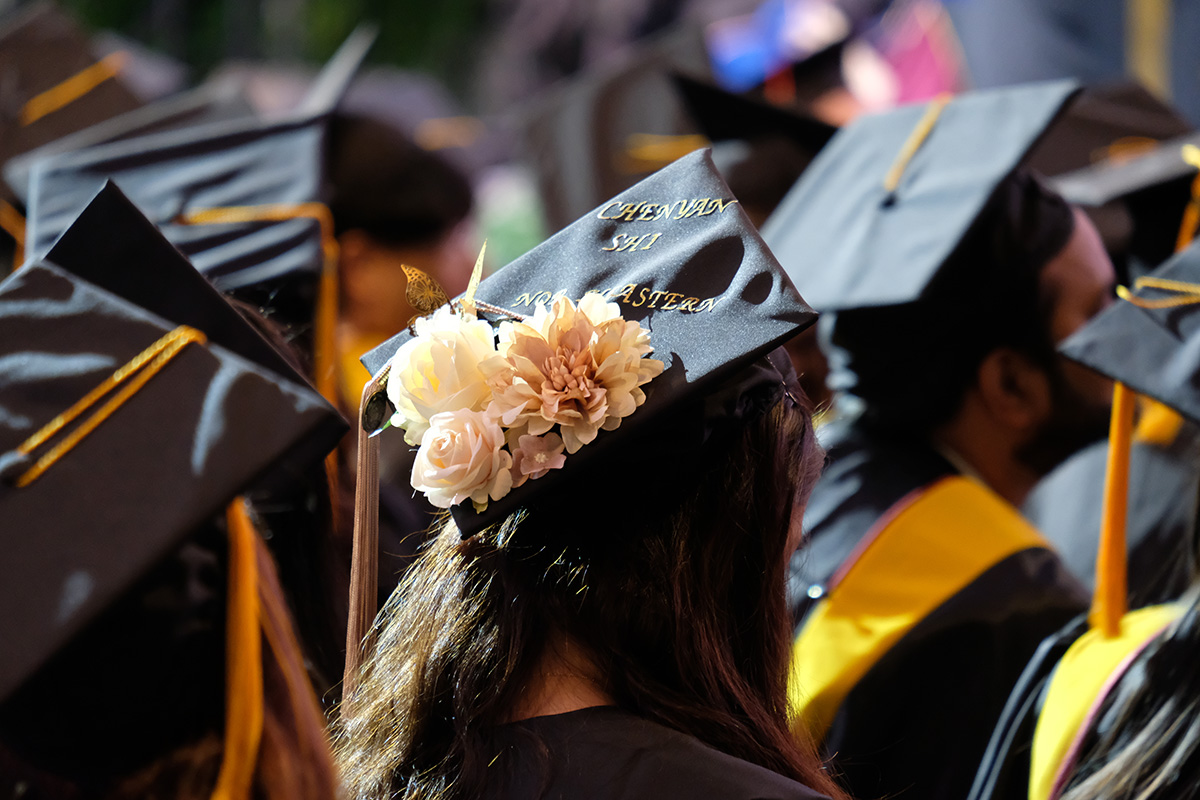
[402,264,450,329]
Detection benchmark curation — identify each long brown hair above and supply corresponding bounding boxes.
[335,376,846,800]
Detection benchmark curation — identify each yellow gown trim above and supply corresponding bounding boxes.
[1029,603,1181,800]
[788,475,1048,742]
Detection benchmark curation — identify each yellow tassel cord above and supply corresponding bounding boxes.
[20,52,129,126]
[882,94,952,195]
[1092,189,1200,637]
[9,326,206,487]
[212,499,264,800]
[177,203,342,482]
[342,367,388,706]
[1093,382,1135,638]
[0,200,26,269]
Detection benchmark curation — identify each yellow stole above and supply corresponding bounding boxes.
[1028,603,1181,800]
[788,475,1049,742]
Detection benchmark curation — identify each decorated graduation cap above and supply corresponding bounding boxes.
[0,184,344,793]
[671,72,836,223]
[760,80,1081,312]
[342,149,814,692]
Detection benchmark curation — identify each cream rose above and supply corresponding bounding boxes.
[411,408,514,510]
[386,305,498,445]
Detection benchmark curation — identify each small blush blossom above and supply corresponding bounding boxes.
[510,433,567,487]
[411,409,514,510]
[385,305,498,445]
[482,294,665,453]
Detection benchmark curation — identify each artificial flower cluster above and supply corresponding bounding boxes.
[385,293,665,511]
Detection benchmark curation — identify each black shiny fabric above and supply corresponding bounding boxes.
[0,5,143,205]
[0,261,340,702]
[1062,237,1200,425]
[761,81,1080,311]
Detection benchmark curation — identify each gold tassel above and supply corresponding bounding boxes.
[211,499,264,800]
[20,52,128,126]
[341,370,387,705]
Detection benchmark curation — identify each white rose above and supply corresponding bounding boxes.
[411,409,514,511]
[385,305,499,445]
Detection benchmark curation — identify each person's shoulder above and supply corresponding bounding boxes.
[507,707,830,800]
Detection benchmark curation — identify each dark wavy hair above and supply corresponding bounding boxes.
[334,370,847,800]
[1061,583,1200,800]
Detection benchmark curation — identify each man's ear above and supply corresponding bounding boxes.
[975,347,1052,431]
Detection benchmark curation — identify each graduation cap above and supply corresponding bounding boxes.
[0,185,345,789]
[23,26,374,400]
[1057,226,1200,640]
[1051,134,1200,278]
[671,72,836,224]
[1026,83,1193,178]
[4,80,255,206]
[0,3,143,206]
[760,80,1081,311]
[342,149,814,692]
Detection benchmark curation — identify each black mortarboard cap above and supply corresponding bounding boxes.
[519,25,713,233]
[1061,240,1200,425]
[0,4,143,204]
[361,149,814,535]
[760,80,1080,311]
[4,81,255,205]
[0,185,346,703]
[1026,83,1193,178]
[672,72,837,148]
[1051,132,1200,275]
[22,26,374,325]
[24,112,328,328]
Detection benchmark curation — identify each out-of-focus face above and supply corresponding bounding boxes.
[1043,208,1118,405]
[1017,208,1117,475]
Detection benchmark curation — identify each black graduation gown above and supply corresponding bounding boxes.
[788,418,1088,800]
[483,707,830,800]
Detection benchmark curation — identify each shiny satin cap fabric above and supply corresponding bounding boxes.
[24,112,328,298]
[760,80,1080,311]
[0,190,346,703]
[4,81,255,205]
[1061,239,1200,426]
[21,26,372,325]
[361,148,814,535]
[0,4,143,204]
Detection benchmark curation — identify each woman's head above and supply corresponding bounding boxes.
[336,355,840,799]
